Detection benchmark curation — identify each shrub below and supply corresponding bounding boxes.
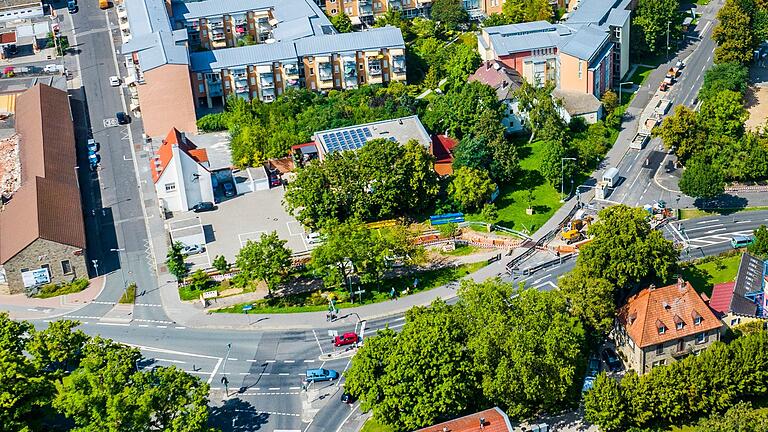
[196,113,227,132]
[35,278,89,298]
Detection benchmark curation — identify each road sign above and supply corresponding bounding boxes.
[353,290,365,295]
[242,304,253,312]
[202,290,218,299]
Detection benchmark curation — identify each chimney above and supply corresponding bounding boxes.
[502,80,508,89]
[677,276,685,290]
[479,417,486,430]
[649,284,656,291]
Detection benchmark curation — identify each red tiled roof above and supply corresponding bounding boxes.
[0,32,16,44]
[618,281,724,348]
[708,281,736,316]
[468,61,523,101]
[415,408,512,432]
[431,135,457,163]
[150,128,208,183]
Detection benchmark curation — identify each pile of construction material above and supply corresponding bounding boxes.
[0,133,19,200]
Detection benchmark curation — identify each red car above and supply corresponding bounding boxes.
[333,332,359,347]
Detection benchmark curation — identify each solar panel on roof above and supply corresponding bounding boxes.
[363,128,372,137]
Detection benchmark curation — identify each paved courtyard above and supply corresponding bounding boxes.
[171,186,313,270]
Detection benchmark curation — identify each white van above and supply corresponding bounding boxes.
[602,167,620,188]
[306,232,324,245]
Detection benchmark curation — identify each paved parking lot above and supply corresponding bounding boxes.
[172,186,312,269]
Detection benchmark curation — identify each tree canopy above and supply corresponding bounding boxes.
[712,0,760,64]
[699,62,750,101]
[631,0,681,55]
[284,138,439,228]
[448,166,497,212]
[330,13,353,33]
[166,242,188,282]
[678,157,726,201]
[235,231,292,293]
[430,0,469,29]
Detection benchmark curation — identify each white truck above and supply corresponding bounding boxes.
[602,167,620,188]
[630,132,650,150]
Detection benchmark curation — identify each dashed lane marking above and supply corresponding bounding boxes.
[279,373,290,376]
[231,409,300,418]
[304,360,315,363]
[241,392,300,396]
[268,387,280,391]
[97,322,130,327]
[283,360,295,363]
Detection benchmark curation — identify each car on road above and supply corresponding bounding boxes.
[109,76,121,87]
[88,154,100,165]
[192,202,216,213]
[333,332,359,347]
[180,244,205,256]
[67,0,78,13]
[222,182,235,197]
[87,139,99,153]
[341,391,355,404]
[305,368,339,383]
[601,348,622,372]
[115,111,130,125]
[731,235,755,249]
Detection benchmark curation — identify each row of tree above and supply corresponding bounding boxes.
[0,314,213,432]
[654,62,768,199]
[712,0,768,64]
[585,330,768,431]
[344,279,587,430]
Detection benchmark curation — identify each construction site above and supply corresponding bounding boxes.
[0,93,19,203]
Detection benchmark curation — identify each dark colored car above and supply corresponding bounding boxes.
[67,0,78,13]
[601,348,622,372]
[223,182,235,197]
[116,111,131,125]
[269,175,282,188]
[333,332,359,347]
[341,392,355,404]
[192,202,215,213]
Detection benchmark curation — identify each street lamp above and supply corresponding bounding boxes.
[666,21,671,60]
[560,157,577,202]
[91,259,99,277]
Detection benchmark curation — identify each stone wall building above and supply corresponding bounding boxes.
[0,84,86,295]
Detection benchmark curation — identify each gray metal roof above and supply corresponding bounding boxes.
[731,252,764,316]
[567,0,631,28]
[559,25,608,61]
[483,21,557,36]
[484,21,577,55]
[189,41,297,72]
[295,26,404,57]
[272,16,315,41]
[122,0,189,72]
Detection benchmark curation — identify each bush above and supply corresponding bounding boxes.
[187,269,212,292]
[119,283,136,304]
[196,113,227,132]
[35,278,89,299]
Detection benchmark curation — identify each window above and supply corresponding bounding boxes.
[694,316,702,326]
[383,72,389,81]
[652,359,666,368]
[196,73,202,80]
[677,339,685,352]
[578,61,583,79]
[658,325,666,335]
[250,77,256,85]
[655,344,663,355]
[309,68,314,75]
[198,84,205,93]
[165,183,176,192]
[61,260,73,275]
[676,321,684,330]
[331,8,337,13]
[311,81,316,89]
[41,264,51,275]
[20,268,29,273]
[731,318,740,326]
[696,332,707,344]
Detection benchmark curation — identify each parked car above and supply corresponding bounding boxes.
[333,332,359,347]
[340,391,355,404]
[192,202,215,213]
[581,353,601,393]
[305,232,323,245]
[180,244,205,256]
[87,139,99,153]
[115,111,130,125]
[601,348,622,372]
[222,182,235,197]
[67,0,78,13]
[269,175,282,188]
[305,368,339,383]
[109,76,121,87]
[88,154,100,165]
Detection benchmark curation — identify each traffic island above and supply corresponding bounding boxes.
[319,347,358,361]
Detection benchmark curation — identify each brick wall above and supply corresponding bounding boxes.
[1,238,87,295]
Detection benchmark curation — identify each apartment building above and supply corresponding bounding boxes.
[189,27,405,107]
[325,0,431,24]
[477,0,631,95]
[614,280,724,374]
[122,0,406,135]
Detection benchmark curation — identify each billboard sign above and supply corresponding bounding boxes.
[21,268,50,288]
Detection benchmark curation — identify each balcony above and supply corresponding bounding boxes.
[318,62,333,81]
[262,88,275,102]
[367,58,382,76]
[392,55,406,74]
[209,20,224,29]
[283,63,299,77]
[260,73,275,88]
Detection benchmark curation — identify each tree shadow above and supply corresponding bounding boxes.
[693,194,748,212]
[679,264,714,296]
[208,398,270,431]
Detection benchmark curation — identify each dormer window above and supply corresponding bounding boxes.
[694,316,702,325]
[659,326,666,334]
[656,319,666,334]
[676,321,684,330]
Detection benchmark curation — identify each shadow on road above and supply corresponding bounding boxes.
[693,194,749,212]
[208,399,270,431]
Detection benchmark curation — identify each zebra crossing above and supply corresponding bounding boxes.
[685,229,754,247]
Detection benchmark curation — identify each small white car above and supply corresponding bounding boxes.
[109,76,121,87]
[181,244,205,256]
[305,232,324,245]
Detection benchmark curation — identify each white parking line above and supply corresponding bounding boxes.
[156,358,187,364]
[238,231,267,247]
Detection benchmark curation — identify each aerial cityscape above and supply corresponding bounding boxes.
[0,0,767,430]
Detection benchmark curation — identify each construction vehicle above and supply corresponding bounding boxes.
[645,201,674,229]
[562,229,583,244]
[631,132,650,150]
[560,216,593,244]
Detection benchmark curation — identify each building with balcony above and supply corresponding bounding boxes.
[324,0,430,24]
[189,26,406,107]
[614,279,724,375]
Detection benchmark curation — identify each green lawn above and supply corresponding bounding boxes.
[466,139,562,234]
[119,283,136,304]
[626,65,655,87]
[211,261,487,314]
[680,254,741,297]
[440,244,483,256]
[679,206,768,220]
[360,418,394,432]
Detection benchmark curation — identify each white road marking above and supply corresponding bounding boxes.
[246,359,260,363]
[284,360,295,363]
[705,228,727,234]
[279,373,290,376]
[269,387,280,390]
[138,324,149,327]
[735,220,752,224]
[229,358,238,361]
[533,281,559,290]
[533,275,548,284]
[695,219,722,225]
[175,326,186,329]
[265,360,276,363]
[289,386,301,390]
[304,359,315,363]
[155,358,187,364]
[97,322,130,327]
[687,223,724,231]
[208,358,222,384]
[156,325,167,329]
[261,373,271,376]
[239,372,249,375]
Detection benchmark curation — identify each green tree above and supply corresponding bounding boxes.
[539,139,575,188]
[422,81,503,139]
[375,300,479,430]
[514,81,566,142]
[430,0,469,29]
[445,43,481,88]
[54,337,212,432]
[694,402,768,432]
[452,136,493,173]
[166,242,188,282]
[747,225,768,258]
[558,266,616,335]
[653,105,706,164]
[632,0,680,54]
[584,372,630,431]
[448,166,497,212]
[699,89,748,138]
[0,313,52,431]
[187,269,213,292]
[344,328,397,412]
[330,13,353,33]
[212,255,229,274]
[481,203,498,223]
[713,0,759,64]
[577,205,678,287]
[482,13,513,26]
[26,320,87,375]
[502,0,554,23]
[235,231,292,293]
[679,158,726,201]
[459,280,586,418]
[700,62,750,101]
[373,8,404,28]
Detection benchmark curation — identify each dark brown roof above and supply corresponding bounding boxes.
[0,84,85,263]
[415,408,513,432]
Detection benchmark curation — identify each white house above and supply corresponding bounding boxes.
[151,128,214,212]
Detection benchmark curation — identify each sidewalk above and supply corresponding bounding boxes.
[1,276,106,320]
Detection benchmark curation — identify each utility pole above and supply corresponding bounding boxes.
[666,21,671,61]
[560,157,577,202]
[110,248,126,288]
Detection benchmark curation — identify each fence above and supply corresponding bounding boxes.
[505,203,581,274]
